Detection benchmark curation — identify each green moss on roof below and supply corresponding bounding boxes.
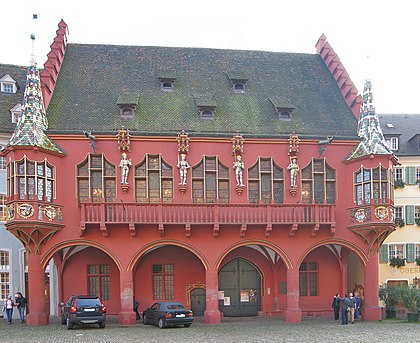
[46,44,359,139]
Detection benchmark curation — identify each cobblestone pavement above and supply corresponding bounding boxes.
[0,316,419,343]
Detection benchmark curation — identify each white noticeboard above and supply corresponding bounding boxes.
[218,291,225,300]
[224,297,230,306]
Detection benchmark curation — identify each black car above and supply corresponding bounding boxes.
[142,302,194,329]
[60,295,106,329]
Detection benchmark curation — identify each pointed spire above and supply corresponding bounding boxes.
[7,61,63,153]
[346,79,392,160]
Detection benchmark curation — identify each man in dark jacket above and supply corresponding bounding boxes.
[332,293,340,320]
[15,292,28,323]
[339,294,350,325]
[348,293,356,323]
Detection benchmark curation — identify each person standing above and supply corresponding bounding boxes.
[339,294,350,325]
[348,293,356,324]
[15,292,28,323]
[133,298,140,320]
[355,293,362,320]
[3,295,15,324]
[332,293,340,320]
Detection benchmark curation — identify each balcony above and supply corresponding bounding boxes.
[80,202,336,237]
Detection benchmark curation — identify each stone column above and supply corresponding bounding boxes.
[26,253,49,326]
[363,253,381,321]
[119,270,136,326]
[204,268,221,324]
[284,267,302,322]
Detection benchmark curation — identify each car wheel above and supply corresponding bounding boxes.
[66,318,74,330]
[60,315,66,325]
[99,322,106,328]
[142,315,148,325]
[184,323,191,327]
[158,318,166,329]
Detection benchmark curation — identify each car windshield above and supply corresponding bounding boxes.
[77,298,101,307]
[167,304,185,310]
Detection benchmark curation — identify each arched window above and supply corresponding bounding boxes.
[76,154,116,202]
[301,158,336,204]
[8,156,55,202]
[134,154,173,203]
[248,157,283,204]
[354,165,391,205]
[192,156,229,203]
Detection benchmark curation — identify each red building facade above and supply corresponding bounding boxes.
[3,21,396,326]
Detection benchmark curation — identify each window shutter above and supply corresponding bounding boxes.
[406,243,415,263]
[406,166,416,185]
[379,244,388,263]
[405,205,415,225]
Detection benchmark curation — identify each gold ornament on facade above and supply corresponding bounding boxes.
[288,132,300,196]
[232,132,245,195]
[117,126,131,152]
[374,206,389,221]
[177,131,190,193]
[17,203,35,219]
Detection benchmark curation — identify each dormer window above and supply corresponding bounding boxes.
[161,81,174,91]
[0,74,17,94]
[228,72,248,94]
[386,137,398,151]
[270,97,295,121]
[195,94,216,120]
[10,103,22,124]
[158,73,176,92]
[233,82,245,93]
[117,93,139,119]
[199,108,215,119]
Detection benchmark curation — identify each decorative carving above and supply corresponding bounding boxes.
[17,203,35,219]
[177,131,190,191]
[119,152,132,184]
[350,207,372,224]
[349,224,395,255]
[374,206,389,221]
[7,205,14,221]
[40,205,57,221]
[232,132,245,194]
[288,132,300,195]
[117,126,131,152]
[231,132,244,155]
[7,224,62,254]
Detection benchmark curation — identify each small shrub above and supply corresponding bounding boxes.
[394,179,406,189]
[389,257,406,268]
[395,217,405,227]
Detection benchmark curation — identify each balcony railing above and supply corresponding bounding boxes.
[80,202,335,231]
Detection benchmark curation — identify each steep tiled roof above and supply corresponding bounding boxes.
[379,113,420,156]
[46,44,359,139]
[0,64,28,134]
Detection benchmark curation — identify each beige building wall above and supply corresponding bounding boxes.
[379,157,420,287]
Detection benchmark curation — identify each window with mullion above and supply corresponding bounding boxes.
[192,156,229,203]
[87,264,110,300]
[388,244,404,259]
[247,158,283,204]
[152,264,174,300]
[299,261,318,296]
[13,157,55,202]
[354,166,390,205]
[302,158,336,204]
[134,155,173,203]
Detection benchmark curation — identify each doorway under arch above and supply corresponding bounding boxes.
[218,258,261,316]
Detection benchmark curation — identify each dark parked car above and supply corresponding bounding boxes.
[142,302,194,329]
[60,295,106,329]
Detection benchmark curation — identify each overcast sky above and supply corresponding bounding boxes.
[1,0,419,114]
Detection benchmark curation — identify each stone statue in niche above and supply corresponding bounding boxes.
[177,153,190,186]
[287,157,299,187]
[119,152,132,184]
[233,155,245,187]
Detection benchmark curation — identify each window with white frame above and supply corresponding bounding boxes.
[354,166,390,205]
[0,195,6,222]
[0,156,6,170]
[416,167,420,181]
[0,74,17,94]
[388,137,398,151]
[415,206,420,221]
[416,244,420,259]
[394,167,403,181]
[388,244,405,259]
[0,250,10,301]
[394,207,403,219]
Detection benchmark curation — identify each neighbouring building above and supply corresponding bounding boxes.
[378,113,420,289]
[1,21,398,326]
